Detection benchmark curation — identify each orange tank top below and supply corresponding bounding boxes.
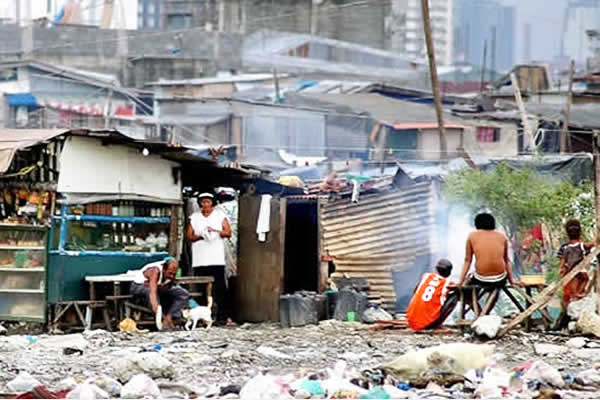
[406,272,449,331]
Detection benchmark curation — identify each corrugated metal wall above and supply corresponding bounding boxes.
[320,181,436,311]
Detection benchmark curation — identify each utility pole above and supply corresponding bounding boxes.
[561,60,576,154]
[480,39,488,93]
[490,26,497,82]
[510,72,535,152]
[420,0,448,163]
[594,130,600,314]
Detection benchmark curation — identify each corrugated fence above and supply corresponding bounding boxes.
[320,181,436,311]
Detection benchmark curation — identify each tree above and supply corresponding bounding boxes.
[444,163,594,277]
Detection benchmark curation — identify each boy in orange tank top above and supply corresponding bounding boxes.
[406,259,455,331]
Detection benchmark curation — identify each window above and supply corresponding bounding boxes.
[168,14,191,30]
[476,127,501,142]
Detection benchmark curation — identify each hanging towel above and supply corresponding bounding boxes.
[256,194,272,242]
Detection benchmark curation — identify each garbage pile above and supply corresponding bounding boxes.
[1,319,600,399]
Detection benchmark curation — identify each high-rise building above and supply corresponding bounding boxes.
[138,0,161,30]
[395,0,454,65]
[454,0,515,71]
[561,0,600,63]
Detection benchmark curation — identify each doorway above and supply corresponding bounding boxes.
[284,199,319,294]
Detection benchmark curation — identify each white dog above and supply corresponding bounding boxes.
[182,297,213,330]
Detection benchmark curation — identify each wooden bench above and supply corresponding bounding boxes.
[452,283,553,331]
[50,300,111,332]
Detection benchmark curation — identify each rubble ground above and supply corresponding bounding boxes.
[1,320,600,398]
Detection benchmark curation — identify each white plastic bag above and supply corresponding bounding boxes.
[7,372,41,393]
[239,373,294,400]
[522,360,564,387]
[65,383,109,400]
[120,374,161,399]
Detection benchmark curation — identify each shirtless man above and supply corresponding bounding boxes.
[130,257,189,329]
[454,213,520,288]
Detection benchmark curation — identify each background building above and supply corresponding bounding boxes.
[561,0,600,64]
[454,0,515,72]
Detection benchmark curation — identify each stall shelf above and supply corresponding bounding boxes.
[0,224,48,322]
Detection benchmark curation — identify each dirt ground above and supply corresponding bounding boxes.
[1,320,600,398]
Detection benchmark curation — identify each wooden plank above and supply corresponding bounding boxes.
[510,286,553,322]
[498,249,600,337]
[480,288,499,316]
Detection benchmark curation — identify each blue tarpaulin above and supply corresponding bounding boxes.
[7,93,38,107]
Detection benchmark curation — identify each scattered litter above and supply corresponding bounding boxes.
[472,315,502,339]
[7,372,41,393]
[534,343,567,357]
[120,374,161,399]
[65,383,108,400]
[566,337,587,349]
[113,351,174,382]
[256,345,291,359]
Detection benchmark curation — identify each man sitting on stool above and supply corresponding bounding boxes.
[130,257,189,329]
[406,259,455,331]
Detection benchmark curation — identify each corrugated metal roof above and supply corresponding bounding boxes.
[320,182,436,311]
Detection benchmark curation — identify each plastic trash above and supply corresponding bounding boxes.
[360,386,390,399]
[65,383,109,400]
[397,382,411,391]
[7,371,42,393]
[120,374,161,399]
[576,310,600,338]
[576,368,600,386]
[57,377,79,392]
[472,315,502,339]
[522,360,564,387]
[362,306,393,324]
[25,335,37,344]
[140,344,163,352]
[298,379,325,396]
[92,376,122,397]
[257,345,290,359]
[239,373,294,400]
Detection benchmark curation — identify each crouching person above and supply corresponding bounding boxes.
[130,257,189,329]
[406,259,456,331]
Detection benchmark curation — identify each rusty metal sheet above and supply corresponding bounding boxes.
[321,182,435,311]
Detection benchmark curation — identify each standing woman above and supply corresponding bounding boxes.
[186,192,232,325]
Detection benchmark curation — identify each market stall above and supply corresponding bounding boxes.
[0,130,60,322]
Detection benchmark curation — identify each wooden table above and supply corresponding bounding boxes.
[85,274,214,326]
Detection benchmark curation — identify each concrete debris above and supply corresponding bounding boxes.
[565,337,587,349]
[0,324,6,335]
[113,351,174,382]
[472,315,503,339]
[120,374,161,399]
[534,343,567,357]
[575,310,600,338]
